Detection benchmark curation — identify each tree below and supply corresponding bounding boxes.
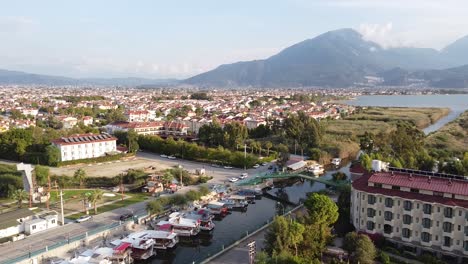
[127,129,139,153]
[10,189,29,208]
[80,192,92,214]
[288,221,305,256]
[35,165,49,186]
[89,189,104,214]
[161,171,173,187]
[331,172,347,181]
[264,216,291,255]
[354,234,376,264]
[304,193,339,226]
[73,168,87,188]
[264,141,273,156]
[359,153,372,171]
[146,200,164,215]
[185,190,202,201]
[10,109,23,120]
[277,144,290,168]
[45,145,60,166]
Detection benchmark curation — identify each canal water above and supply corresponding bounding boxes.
[145,161,352,264]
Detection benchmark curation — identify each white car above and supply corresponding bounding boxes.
[239,173,248,179]
[160,154,168,158]
[253,164,260,168]
[224,166,233,169]
[229,177,239,182]
[76,215,92,223]
[167,155,176,159]
[261,162,268,166]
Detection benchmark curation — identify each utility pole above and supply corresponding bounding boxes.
[59,189,64,225]
[244,144,247,170]
[247,241,256,264]
[46,172,51,210]
[120,173,124,201]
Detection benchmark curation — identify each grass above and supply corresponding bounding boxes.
[66,192,151,220]
[425,110,468,157]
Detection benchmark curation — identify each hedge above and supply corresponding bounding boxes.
[56,153,133,167]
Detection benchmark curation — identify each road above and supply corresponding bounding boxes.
[0,154,274,263]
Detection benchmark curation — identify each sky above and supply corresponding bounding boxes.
[1,0,468,79]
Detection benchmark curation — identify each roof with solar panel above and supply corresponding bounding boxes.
[51,133,117,146]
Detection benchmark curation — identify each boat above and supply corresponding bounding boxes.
[220,195,249,210]
[308,164,324,176]
[166,212,201,236]
[235,190,257,203]
[58,246,133,264]
[205,201,229,215]
[143,230,179,250]
[331,158,342,166]
[120,232,156,260]
[184,210,216,231]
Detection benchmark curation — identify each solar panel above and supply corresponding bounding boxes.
[64,138,69,143]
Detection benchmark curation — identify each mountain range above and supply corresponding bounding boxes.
[1,28,468,88]
[0,69,176,86]
[184,28,468,88]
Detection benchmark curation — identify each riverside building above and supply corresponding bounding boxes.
[52,133,117,161]
[351,166,468,263]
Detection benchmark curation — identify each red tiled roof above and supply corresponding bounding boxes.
[352,173,468,208]
[369,172,468,196]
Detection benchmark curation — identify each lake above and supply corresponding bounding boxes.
[344,94,468,134]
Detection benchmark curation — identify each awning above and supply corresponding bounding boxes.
[114,242,131,252]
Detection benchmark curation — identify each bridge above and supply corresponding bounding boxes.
[236,171,349,188]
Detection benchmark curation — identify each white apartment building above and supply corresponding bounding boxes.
[52,133,117,161]
[351,169,468,263]
[106,121,188,137]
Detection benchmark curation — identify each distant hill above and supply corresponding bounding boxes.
[0,69,177,86]
[184,28,468,88]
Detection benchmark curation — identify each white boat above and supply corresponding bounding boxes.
[184,210,216,231]
[308,164,324,176]
[59,246,133,264]
[120,232,156,260]
[221,195,249,210]
[142,230,179,250]
[331,158,342,166]
[205,201,229,215]
[165,212,201,236]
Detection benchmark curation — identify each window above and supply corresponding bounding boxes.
[367,221,375,231]
[384,224,392,234]
[403,214,412,225]
[51,219,55,224]
[444,208,453,218]
[421,232,431,242]
[434,192,443,197]
[402,228,411,238]
[443,222,453,233]
[362,194,366,200]
[32,225,36,230]
[392,186,400,190]
[385,198,394,208]
[403,201,412,211]
[465,241,468,251]
[444,236,452,247]
[465,226,468,236]
[410,188,419,193]
[384,211,393,221]
[367,208,376,217]
[368,195,376,205]
[374,183,382,188]
[423,204,432,214]
[422,218,431,229]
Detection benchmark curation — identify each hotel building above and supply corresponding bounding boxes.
[52,133,117,161]
[351,168,468,263]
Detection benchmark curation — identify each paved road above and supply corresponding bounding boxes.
[0,155,274,263]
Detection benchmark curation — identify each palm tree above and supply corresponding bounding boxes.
[264,141,273,156]
[73,168,87,188]
[80,192,91,214]
[89,189,104,214]
[161,171,173,188]
[10,189,29,208]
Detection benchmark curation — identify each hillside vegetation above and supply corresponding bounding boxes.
[426,110,468,158]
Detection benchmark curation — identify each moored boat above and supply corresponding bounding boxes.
[143,230,179,250]
[205,201,229,215]
[120,232,156,260]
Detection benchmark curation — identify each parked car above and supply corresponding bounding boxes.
[224,166,233,169]
[160,154,168,158]
[211,164,221,168]
[119,213,134,221]
[167,155,176,159]
[261,162,268,166]
[229,177,239,182]
[253,164,260,168]
[76,215,92,223]
[239,173,248,179]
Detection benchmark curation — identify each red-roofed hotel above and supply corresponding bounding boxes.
[52,133,117,161]
[351,166,468,261]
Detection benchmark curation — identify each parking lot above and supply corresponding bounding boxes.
[49,151,274,185]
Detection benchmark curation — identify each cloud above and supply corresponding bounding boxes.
[0,16,36,33]
[357,23,417,49]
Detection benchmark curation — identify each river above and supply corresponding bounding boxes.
[344,94,468,134]
[145,162,351,264]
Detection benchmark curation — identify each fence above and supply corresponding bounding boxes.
[0,221,125,264]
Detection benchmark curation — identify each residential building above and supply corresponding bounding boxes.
[52,133,117,161]
[0,209,58,239]
[351,168,468,263]
[106,121,188,137]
